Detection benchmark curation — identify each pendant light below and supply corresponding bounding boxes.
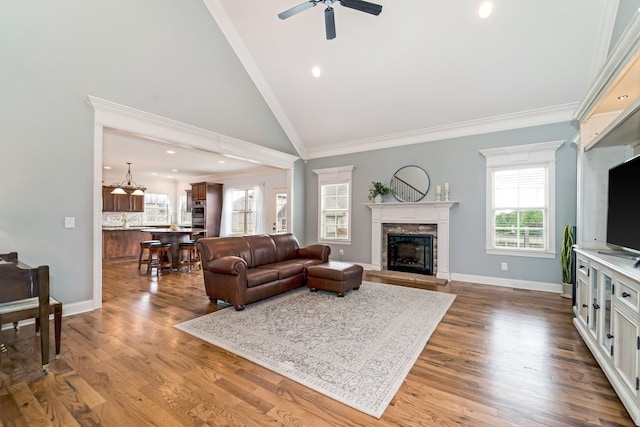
[111,162,146,195]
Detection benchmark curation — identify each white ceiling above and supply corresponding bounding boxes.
[206,0,614,159]
[105,1,625,179]
[102,128,263,180]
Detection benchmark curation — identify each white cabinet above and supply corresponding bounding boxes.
[574,248,640,424]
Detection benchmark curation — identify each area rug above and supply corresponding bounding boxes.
[174,281,455,418]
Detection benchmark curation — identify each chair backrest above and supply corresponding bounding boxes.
[0,252,18,262]
[0,262,49,303]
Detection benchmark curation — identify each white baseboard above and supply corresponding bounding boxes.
[450,273,562,294]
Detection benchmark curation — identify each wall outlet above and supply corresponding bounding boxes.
[501,262,508,271]
[339,249,344,256]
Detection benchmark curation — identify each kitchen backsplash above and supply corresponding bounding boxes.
[102,212,143,227]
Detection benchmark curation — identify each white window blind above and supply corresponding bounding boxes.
[492,167,547,251]
[321,183,350,240]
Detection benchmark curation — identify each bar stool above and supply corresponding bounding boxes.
[138,240,161,271]
[179,241,201,272]
[147,243,172,275]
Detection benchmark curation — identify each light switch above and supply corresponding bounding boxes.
[64,217,75,228]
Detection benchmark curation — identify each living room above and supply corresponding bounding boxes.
[2,0,640,425]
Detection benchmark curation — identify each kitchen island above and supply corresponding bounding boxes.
[102,227,152,262]
[140,228,196,269]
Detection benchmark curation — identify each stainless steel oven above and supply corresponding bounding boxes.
[192,201,205,228]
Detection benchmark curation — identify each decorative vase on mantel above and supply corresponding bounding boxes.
[368,181,391,204]
[374,194,382,203]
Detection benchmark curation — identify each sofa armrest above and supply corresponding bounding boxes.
[299,244,331,263]
[204,256,247,275]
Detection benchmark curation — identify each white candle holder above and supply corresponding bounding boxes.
[444,189,450,202]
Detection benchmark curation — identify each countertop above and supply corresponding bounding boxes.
[102,225,192,231]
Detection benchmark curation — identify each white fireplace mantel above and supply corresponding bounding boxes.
[366,201,458,280]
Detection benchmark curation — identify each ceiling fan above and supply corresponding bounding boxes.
[278,0,383,40]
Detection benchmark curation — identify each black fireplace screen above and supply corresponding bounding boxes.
[387,233,433,275]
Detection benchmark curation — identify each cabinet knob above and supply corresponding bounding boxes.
[622,292,631,298]
[593,303,600,310]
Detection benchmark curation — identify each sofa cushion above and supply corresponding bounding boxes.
[198,237,252,266]
[246,268,279,288]
[243,235,278,267]
[256,260,304,279]
[269,233,300,262]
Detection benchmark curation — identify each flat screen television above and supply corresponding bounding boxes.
[606,154,640,262]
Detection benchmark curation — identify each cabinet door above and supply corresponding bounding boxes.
[575,256,589,324]
[102,186,129,212]
[600,270,614,357]
[130,194,144,212]
[192,183,206,200]
[589,265,600,339]
[576,276,589,327]
[613,305,640,396]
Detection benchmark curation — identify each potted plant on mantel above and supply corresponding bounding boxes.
[368,181,392,203]
[560,224,574,298]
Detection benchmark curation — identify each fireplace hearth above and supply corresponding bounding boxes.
[387,233,434,275]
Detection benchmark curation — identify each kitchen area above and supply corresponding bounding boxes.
[102,179,223,264]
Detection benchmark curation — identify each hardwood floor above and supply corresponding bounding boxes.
[0,263,635,426]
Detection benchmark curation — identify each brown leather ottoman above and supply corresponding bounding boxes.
[306,261,363,297]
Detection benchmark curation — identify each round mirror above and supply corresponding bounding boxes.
[390,165,430,202]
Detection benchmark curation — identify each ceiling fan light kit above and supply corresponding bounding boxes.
[278,0,382,40]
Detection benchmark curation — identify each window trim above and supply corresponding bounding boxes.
[479,140,563,259]
[313,165,354,244]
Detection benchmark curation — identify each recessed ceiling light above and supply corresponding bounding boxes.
[312,66,322,78]
[171,169,178,172]
[152,172,158,175]
[618,95,629,100]
[166,150,175,154]
[479,1,493,18]
[103,166,111,170]
[218,160,226,164]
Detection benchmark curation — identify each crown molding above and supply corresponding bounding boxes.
[574,7,640,121]
[305,103,577,160]
[86,96,298,170]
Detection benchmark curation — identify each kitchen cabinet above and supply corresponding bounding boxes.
[102,186,144,212]
[190,182,223,237]
[191,183,207,201]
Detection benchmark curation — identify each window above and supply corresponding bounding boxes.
[143,193,170,225]
[480,141,563,258]
[220,185,264,236]
[313,166,354,243]
[178,192,191,225]
[231,188,256,234]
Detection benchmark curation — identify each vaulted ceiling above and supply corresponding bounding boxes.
[204,0,614,160]
[105,1,623,179]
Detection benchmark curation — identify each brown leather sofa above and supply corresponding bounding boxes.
[196,233,330,310]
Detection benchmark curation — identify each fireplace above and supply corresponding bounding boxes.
[387,233,433,275]
[367,201,457,280]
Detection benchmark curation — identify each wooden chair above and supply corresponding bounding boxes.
[0,253,62,372]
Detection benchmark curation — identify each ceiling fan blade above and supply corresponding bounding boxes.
[339,0,382,16]
[325,7,336,40]
[278,1,318,20]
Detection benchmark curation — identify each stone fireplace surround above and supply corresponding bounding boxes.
[367,201,458,280]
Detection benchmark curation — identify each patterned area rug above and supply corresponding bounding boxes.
[174,281,455,418]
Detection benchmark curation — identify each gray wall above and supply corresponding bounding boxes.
[609,0,640,51]
[0,0,294,305]
[304,122,578,284]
